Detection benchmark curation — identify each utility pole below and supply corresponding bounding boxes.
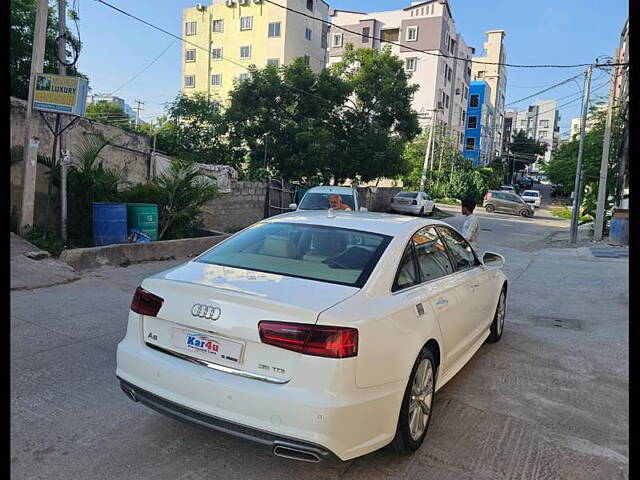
[569,65,593,245]
[593,51,618,241]
[134,99,144,127]
[58,0,70,241]
[419,109,437,192]
[19,0,49,234]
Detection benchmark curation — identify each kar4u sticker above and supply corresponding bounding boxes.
[186,334,220,355]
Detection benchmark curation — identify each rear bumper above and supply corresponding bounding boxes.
[118,377,334,462]
[391,203,421,214]
[116,315,405,461]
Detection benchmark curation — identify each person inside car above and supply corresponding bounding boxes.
[329,194,352,211]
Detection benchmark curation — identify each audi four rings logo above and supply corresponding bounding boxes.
[191,304,222,320]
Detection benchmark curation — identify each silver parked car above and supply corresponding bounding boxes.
[483,191,534,217]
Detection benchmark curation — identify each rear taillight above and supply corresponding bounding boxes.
[258,321,358,358]
[412,199,418,205]
[130,286,164,316]
[484,192,491,201]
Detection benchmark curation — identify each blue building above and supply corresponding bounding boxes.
[464,81,494,167]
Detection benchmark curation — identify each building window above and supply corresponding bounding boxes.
[184,75,195,88]
[445,93,450,108]
[469,94,479,108]
[539,120,549,128]
[406,26,418,42]
[240,45,252,59]
[476,70,484,79]
[332,33,343,47]
[211,74,222,86]
[405,57,417,71]
[462,111,466,124]
[267,58,280,66]
[539,130,549,138]
[467,116,478,129]
[306,0,313,11]
[185,22,196,36]
[240,16,253,31]
[185,49,196,62]
[362,26,370,43]
[212,47,223,61]
[447,66,452,81]
[238,73,250,82]
[464,86,468,99]
[466,137,475,151]
[305,28,312,41]
[268,22,281,37]
[304,54,310,65]
[212,19,224,33]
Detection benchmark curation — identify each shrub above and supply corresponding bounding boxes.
[23,225,67,257]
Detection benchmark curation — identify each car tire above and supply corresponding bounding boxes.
[418,206,424,217]
[485,204,495,213]
[519,209,530,217]
[389,348,436,454]
[487,288,506,343]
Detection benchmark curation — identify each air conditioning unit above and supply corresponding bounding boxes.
[226,0,236,7]
[239,0,249,5]
[195,3,206,11]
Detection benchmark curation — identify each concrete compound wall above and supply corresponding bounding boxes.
[10,96,152,231]
[358,186,403,213]
[199,181,267,233]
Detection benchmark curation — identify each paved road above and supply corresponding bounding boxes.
[11,189,628,479]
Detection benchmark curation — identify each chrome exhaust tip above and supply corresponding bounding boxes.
[120,384,138,403]
[273,444,322,463]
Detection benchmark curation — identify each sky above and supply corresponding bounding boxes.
[77,0,628,136]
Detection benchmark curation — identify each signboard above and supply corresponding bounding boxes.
[33,73,89,116]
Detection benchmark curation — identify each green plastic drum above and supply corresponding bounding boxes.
[126,203,159,241]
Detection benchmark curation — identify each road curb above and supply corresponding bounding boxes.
[60,233,231,271]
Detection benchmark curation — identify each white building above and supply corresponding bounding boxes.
[328,0,474,152]
[514,99,560,164]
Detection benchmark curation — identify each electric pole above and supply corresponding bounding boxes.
[134,99,144,127]
[419,109,438,192]
[593,52,618,241]
[19,0,49,234]
[58,0,70,241]
[569,65,593,245]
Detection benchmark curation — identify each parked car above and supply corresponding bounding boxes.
[551,184,566,197]
[520,189,542,208]
[289,186,367,212]
[483,190,535,217]
[500,185,515,193]
[517,177,533,189]
[117,211,508,462]
[390,191,435,216]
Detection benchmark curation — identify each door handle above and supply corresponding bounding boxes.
[435,298,448,309]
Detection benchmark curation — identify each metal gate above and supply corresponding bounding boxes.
[263,178,306,219]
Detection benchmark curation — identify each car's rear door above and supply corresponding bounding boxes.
[493,192,507,212]
[436,226,492,349]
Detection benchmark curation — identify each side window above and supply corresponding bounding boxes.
[437,227,477,271]
[507,194,522,203]
[392,244,419,292]
[494,192,505,200]
[412,227,453,282]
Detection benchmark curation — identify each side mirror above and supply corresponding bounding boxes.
[288,203,297,210]
[359,207,368,212]
[482,251,505,268]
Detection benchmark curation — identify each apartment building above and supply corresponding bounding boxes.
[463,81,494,167]
[502,110,516,153]
[569,104,607,139]
[471,30,507,161]
[328,0,474,152]
[88,94,144,125]
[181,0,330,101]
[514,99,560,164]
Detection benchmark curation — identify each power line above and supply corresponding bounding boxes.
[505,72,584,106]
[111,40,177,95]
[263,0,628,69]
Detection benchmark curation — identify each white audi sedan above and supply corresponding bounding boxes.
[390,191,435,216]
[116,211,507,462]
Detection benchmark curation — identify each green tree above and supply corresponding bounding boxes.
[506,130,548,180]
[85,101,132,129]
[543,103,622,215]
[11,0,83,99]
[329,44,421,183]
[167,92,243,167]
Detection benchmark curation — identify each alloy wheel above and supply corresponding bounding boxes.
[496,291,506,335]
[408,359,434,441]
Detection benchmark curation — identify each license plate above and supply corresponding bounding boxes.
[170,328,244,364]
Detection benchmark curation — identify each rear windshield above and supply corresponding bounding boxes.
[196,222,391,287]
[299,193,356,211]
[397,192,418,198]
[523,191,539,197]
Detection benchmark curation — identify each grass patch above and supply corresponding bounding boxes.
[551,207,593,223]
[434,197,461,205]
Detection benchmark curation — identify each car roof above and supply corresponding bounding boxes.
[305,186,355,194]
[263,210,450,237]
[522,190,540,194]
[500,185,514,189]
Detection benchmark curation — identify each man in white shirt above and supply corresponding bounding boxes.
[461,198,480,251]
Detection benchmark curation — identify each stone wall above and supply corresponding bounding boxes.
[357,186,403,212]
[199,181,267,233]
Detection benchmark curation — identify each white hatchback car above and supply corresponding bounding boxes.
[390,191,435,216]
[116,211,507,462]
[520,190,542,208]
